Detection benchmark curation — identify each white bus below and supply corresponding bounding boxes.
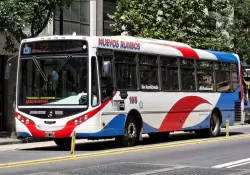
[6,35,246,148]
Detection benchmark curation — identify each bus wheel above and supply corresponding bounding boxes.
[116,116,139,147]
[208,111,221,137]
[195,111,221,138]
[54,138,72,149]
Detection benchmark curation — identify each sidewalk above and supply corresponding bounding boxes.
[0,132,22,145]
[0,131,52,146]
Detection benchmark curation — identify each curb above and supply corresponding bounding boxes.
[0,138,53,146]
[0,140,23,146]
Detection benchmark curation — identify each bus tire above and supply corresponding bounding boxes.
[54,138,72,149]
[208,110,221,137]
[116,116,139,147]
[195,111,221,138]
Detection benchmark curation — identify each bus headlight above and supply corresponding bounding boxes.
[25,119,30,124]
[74,120,78,125]
[79,118,83,123]
[84,114,88,120]
[17,115,21,120]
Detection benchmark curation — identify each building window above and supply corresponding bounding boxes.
[53,0,90,35]
[103,0,117,36]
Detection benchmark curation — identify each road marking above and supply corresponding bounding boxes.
[227,161,250,168]
[212,158,250,168]
[1,133,250,169]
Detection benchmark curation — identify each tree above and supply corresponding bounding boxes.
[0,0,73,53]
[229,0,250,62]
[108,0,232,50]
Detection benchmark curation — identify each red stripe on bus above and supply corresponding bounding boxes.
[17,95,114,138]
[157,43,199,59]
[159,96,211,132]
[141,41,199,59]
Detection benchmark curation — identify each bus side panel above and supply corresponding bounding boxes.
[139,91,221,132]
[214,89,240,127]
[75,113,126,138]
[74,89,239,138]
[81,91,139,138]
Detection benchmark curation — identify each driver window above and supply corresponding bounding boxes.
[91,57,100,107]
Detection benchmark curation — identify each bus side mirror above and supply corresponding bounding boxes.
[102,61,112,78]
[4,62,12,80]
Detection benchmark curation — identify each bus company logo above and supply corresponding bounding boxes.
[47,111,53,118]
[98,38,140,51]
[23,44,31,54]
[129,96,137,104]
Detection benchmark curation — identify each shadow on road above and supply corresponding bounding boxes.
[22,131,245,152]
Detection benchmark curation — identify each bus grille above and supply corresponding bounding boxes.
[235,102,241,121]
[37,125,64,131]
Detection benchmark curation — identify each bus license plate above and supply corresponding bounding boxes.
[45,131,55,137]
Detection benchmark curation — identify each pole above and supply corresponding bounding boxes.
[90,0,97,36]
[226,120,229,137]
[59,6,63,35]
[70,131,76,157]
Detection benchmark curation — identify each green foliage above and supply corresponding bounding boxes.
[230,0,250,62]
[0,0,72,53]
[108,0,232,50]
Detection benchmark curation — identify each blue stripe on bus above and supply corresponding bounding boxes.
[17,132,31,137]
[214,90,240,127]
[143,122,158,133]
[76,114,126,138]
[206,50,238,62]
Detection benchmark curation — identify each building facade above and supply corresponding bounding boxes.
[0,0,117,134]
[53,0,116,36]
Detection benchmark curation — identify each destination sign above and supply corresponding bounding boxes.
[21,40,88,56]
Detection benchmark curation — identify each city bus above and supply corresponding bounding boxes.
[6,35,246,148]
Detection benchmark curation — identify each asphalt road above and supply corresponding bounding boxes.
[1,125,250,175]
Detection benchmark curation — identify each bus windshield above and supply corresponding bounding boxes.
[18,56,88,106]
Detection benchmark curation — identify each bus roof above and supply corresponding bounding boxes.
[20,35,239,63]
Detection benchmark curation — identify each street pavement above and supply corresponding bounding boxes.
[0,125,250,174]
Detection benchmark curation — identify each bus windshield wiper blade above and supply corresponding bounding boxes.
[32,56,48,82]
[56,55,72,72]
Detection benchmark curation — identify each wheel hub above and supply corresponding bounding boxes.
[127,123,136,138]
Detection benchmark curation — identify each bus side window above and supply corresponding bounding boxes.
[215,62,231,92]
[98,55,114,102]
[231,63,239,91]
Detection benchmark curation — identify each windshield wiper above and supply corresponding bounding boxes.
[56,55,72,72]
[32,55,72,82]
[32,56,48,82]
